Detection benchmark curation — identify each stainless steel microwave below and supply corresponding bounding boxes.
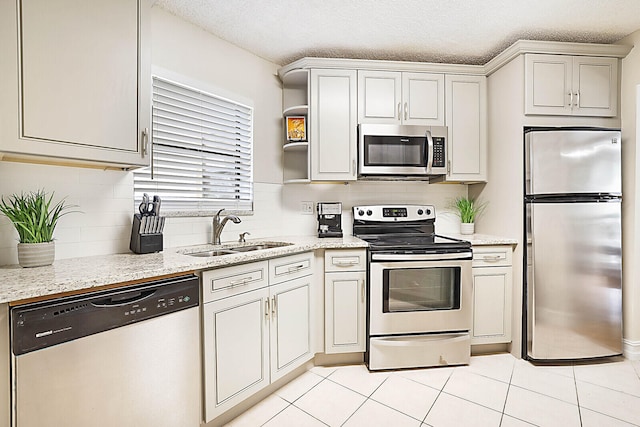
[358,124,448,178]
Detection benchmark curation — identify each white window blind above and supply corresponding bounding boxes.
[134,76,253,212]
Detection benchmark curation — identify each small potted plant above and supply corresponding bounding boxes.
[0,190,75,267]
[450,196,487,235]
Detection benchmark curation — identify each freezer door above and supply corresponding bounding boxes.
[525,129,621,196]
[526,200,622,360]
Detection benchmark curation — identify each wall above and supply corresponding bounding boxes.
[620,30,640,359]
[0,7,466,266]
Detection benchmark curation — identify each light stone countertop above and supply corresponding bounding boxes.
[0,235,367,305]
[443,233,518,246]
[0,233,515,305]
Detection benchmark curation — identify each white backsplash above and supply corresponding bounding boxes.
[0,162,467,266]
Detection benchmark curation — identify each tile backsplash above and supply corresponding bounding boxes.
[0,162,466,266]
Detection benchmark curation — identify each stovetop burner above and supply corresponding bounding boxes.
[353,204,471,254]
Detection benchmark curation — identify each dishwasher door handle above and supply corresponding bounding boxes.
[91,289,156,307]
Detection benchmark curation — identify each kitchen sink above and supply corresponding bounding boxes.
[229,243,292,252]
[182,241,293,257]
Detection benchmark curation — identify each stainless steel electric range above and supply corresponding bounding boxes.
[353,204,473,371]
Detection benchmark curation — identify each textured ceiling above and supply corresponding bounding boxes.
[155,0,640,66]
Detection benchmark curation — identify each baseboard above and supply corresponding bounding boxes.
[623,339,640,360]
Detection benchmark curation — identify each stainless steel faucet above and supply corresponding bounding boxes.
[212,208,241,245]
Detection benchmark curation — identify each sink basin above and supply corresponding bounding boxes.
[229,242,292,252]
[182,241,293,257]
[187,249,238,257]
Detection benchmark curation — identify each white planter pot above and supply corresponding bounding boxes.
[460,223,475,235]
[17,241,55,268]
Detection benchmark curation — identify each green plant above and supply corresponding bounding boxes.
[0,190,75,243]
[450,196,487,224]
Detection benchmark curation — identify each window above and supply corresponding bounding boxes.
[134,76,253,213]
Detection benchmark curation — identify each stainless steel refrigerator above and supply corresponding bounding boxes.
[524,127,622,360]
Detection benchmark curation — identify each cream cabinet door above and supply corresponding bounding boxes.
[357,70,402,124]
[525,54,573,115]
[444,74,487,182]
[0,0,150,167]
[573,56,618,117]
[269,276,313,382]
[402,72,445,126]
[325,271,366,354]
[471,266,513,345]
[310,69,357,181]
[203,287,270,423]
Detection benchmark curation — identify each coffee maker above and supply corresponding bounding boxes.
[317,202,343,238]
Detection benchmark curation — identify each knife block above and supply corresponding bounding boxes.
[130,214,164,254]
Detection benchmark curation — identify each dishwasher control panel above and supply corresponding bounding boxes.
[11,275,199,356]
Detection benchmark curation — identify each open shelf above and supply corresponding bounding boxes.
[283,105,309,117]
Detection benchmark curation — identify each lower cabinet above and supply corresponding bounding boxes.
[471,246,513,345]
[324,249,367,354]
[202,252,314,423]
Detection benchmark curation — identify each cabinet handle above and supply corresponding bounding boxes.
[482,255,502,262]
[447,160,451,175]
[352,159,356,174]
[397,102,401,119]
[265,298,270,319]
[287,264,305,272]
[404,102,408,120]
[229,277,251,287]
[568,92,573,107]
[361,280,365,303]
[271,296,277,316]
[575,91,580,107]
[334,260,358,266]
[141,127,149,156]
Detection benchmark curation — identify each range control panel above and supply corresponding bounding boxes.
[353,205,435,222]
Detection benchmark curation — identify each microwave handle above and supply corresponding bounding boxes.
[425,130,434,173]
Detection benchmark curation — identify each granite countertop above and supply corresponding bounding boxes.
[0,235,367,305]
[443,233,518,246]
[0,233,516,305]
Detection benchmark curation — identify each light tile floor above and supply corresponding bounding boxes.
[225,353,640,427]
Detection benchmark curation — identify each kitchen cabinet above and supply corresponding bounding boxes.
[202,252,313,422]
[324,249,366,354]
[310,69,358,181]
[357,70,445,126]
[525,54,618,117]
[471,246,513,345]
[0,0,151,168]
[441,74,487,183]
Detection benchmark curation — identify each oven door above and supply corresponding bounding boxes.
[369,254,472,336]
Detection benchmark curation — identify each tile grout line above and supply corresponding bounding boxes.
[261,373,330,427]
[498,361,516,426]
[420,368,454,425]
[339,375,390,427]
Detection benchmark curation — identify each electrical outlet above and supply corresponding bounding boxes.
[301,201,314,215]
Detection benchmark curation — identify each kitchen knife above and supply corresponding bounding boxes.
[140,216,147,235]
[153,195,161,217]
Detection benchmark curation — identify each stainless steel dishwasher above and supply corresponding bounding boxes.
[10,275,201,427]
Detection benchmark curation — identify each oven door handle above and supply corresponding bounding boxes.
[371,252,472,261]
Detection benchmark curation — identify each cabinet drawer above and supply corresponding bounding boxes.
[472,246,512,267]
[202,261,269,303]
[324,249,366,272]
[269,252,314,285]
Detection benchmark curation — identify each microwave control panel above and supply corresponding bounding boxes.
[433,137,446,168]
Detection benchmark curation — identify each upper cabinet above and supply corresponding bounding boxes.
[357,71,445,126]
[310,69,358,181]
[0,0,151,168]
[525,54,618,117]
[442,74,487,183]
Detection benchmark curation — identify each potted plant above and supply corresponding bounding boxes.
[0,190,75,267]
[450,196,487,235]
